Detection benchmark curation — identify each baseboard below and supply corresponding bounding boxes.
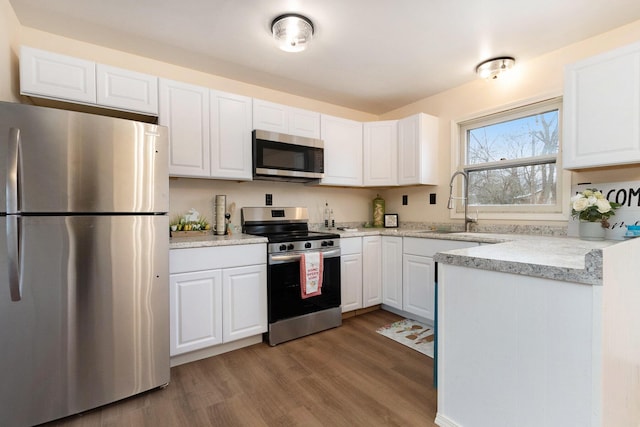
[434,412,461,427]
[170,335,264,367]
[342,304,382,319]
[381,304,433,326]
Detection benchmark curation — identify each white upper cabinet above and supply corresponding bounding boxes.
[363,120,398,186]
[20,46,96,104]
[159,78,211,177]
[564,41,640,169]
[253,99,320,138]
[20,46,158,115]
[96,64,158,115]
[209,90,253,180]
[398,113,439,185]
[319,114,363,186]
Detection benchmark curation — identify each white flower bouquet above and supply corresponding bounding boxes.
[570,188,621,228]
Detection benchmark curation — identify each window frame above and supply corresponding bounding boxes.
[451,96,570,222]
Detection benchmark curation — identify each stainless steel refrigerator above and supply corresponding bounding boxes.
[0,101,170,426]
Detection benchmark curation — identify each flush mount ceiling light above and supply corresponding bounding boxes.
[271,13,314,53]
[476,56,516,79]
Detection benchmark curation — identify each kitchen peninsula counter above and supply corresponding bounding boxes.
[433,234,640,427]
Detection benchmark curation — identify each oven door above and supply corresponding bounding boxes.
[253,130,324,181]
[267,248,340,323]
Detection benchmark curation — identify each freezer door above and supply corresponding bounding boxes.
[0,101,168,214]
[0,215,169,426]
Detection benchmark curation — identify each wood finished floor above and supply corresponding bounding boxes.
[43,309,438,427]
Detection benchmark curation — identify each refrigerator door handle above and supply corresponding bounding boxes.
[7,215,21,301]
[7,128,20,214]
[7,128,21,301]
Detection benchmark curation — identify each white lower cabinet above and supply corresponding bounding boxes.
[403,254,435,320]
[170,269,223,355]
[222,265,267,342]
[341,237,363,312]
[362,236,382,307]
[381,236,403,309]
[169,244,267,357]
[400,238,479,323]
[341,236,382,313]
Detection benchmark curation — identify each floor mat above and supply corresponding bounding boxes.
[376,318,434,358]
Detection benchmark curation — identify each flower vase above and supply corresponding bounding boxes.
[579,221,606,241]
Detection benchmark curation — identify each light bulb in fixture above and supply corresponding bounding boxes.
[476,57,516,79]
[271,13,314,53]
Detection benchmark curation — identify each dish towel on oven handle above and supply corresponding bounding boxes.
[300,252,323,299]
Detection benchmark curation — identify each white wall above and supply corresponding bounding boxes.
[0,0,20,102]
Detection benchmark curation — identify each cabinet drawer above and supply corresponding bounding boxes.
[403,237,478,257]
[170,244,266,273]
[340,237,362,255]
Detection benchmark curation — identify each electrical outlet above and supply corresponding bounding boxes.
[265,194,273,206]
[402,195,408,205]
[430,193,436,204]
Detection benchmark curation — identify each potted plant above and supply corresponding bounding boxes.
[570,188,620,240]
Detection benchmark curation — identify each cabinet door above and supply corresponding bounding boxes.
[223,264,267,342]
[210,90,253,180]
[382,236,403,309]
[403,254,435,321]
[362,236,382,307]
[363,120,398,186]
[20,46,96,104]
[341,253,363,312]
[289,107,321,138]
[320,114,363,186]
[564,41,640,168]
[398,113,439,185]
[169,269,223,356]
[159,79,211,177]
[96,64,158,115]
[253,99,288,133]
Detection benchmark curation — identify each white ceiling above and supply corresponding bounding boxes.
[9,0,640,114]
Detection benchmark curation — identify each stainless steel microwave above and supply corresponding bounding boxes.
[252,129,324,182]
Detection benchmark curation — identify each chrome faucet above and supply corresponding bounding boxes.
[447,171,477,232]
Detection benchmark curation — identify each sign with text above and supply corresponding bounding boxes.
[569,180,640,240]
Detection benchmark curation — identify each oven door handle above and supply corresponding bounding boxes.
[269,248,341,264]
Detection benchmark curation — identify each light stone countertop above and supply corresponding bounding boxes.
[169,227,626,285]
[169,233,267,249]
[336,228,618,286]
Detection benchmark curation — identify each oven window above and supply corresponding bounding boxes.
[268,256,341,323]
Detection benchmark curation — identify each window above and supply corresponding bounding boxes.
[457,98,564,217]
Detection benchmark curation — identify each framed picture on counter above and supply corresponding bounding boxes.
[384,214,398,228]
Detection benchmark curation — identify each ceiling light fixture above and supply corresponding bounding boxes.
[271,13,314,53]
[475,56,516,79]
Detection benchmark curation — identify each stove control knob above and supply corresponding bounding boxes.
[304,242,312,249]
[279,244,287,251]
[327,240,334,246]
[287,243,295,251]
[321,241,328,247]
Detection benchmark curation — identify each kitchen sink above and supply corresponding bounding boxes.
[416,229,465,234]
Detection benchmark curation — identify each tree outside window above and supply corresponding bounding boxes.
[459,98,562,214]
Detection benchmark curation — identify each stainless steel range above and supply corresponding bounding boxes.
[241,207,341,345]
